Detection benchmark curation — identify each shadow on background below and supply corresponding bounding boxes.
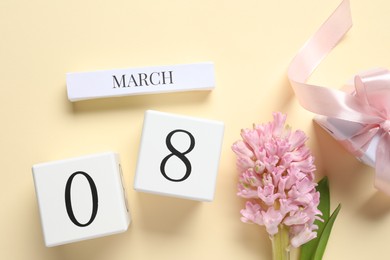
[358,191,390,220]
[235,220,272,259]
[136,192,200,234]
[54,226,132,260]
[30,193,133,260]
[65,88,212,114]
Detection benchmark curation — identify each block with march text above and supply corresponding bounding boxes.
[134,110,224,201]
[66,62,215,101]
[32,152,130,247]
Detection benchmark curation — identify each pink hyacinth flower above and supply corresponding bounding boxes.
[232,112,322,250]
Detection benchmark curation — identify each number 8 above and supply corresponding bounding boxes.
[160,129,195,182]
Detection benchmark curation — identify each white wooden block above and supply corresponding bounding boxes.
[66,62,215,102]
[32,152,130,247]
[134,110,224,201]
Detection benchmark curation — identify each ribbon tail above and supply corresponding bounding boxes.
[374,133,390,195]
[288,0,352,83]
[287,0,380,124]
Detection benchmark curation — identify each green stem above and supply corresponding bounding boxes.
[272,225,290,260]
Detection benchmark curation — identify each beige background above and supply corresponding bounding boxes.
[1,0,390,259]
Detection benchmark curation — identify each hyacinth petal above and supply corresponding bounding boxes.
[232,141,254,158]
[239,168,258,183]
[232,112,322,248]
[279,198,299,216]
[257,184,279,206]
[291,226,317,248]
[271,112,287,137]
[236,157,255,172]
[237,188,258,199]
[262,208,283,236]
[277,177,288,195]
[289,129,308,150]
[284,211,310,226]
[240,201,264,225]
[240,128,260,153]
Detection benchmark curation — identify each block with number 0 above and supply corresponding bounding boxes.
[134,110,224,201]
[32,152,131,247]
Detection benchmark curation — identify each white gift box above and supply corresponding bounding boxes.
[315,115,380,168]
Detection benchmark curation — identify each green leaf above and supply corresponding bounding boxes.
[317,177,330,221]
[299,177,330,260]
[312,203,341,260]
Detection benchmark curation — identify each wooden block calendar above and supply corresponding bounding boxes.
[32,152,130,247]
[134,110,225,201]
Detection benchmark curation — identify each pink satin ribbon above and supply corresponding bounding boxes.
[287,0,390,195]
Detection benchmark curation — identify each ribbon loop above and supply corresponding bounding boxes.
[355,69,390,118]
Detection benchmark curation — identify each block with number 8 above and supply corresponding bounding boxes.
[134,110,225,201]
[32,152,131,247]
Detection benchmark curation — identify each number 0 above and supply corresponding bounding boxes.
[64,171,98,227]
